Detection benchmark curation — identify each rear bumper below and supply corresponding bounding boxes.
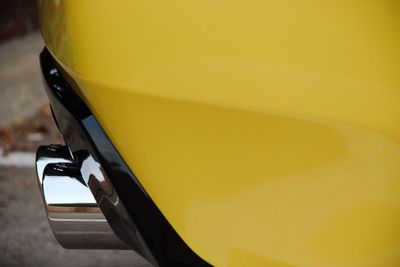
[38,48,212,267]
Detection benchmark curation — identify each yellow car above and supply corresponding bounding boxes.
[35,1,400,266]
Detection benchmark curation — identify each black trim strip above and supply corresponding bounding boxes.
[40,48,212,267]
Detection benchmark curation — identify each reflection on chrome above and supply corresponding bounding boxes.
[75,151,152,260]
[81,155,105,183]
[35,145,128,249]
[35,145,72,185]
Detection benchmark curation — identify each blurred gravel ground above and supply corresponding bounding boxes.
[0,33,151,267]
[0,105,63,156]
[0,32,47,127]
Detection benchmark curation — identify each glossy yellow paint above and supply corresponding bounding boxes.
[38,0,400,266]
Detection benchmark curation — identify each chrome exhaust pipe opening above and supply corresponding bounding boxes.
[35,145,128,249]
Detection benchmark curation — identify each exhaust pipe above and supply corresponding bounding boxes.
[35,145,128,249]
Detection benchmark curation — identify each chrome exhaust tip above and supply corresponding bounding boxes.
[35,145,128,249]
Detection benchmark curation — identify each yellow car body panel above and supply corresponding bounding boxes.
[39,0,400,266]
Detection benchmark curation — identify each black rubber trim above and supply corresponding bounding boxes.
[40,48,212,267]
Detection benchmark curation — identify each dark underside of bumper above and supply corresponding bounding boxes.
[40,48,212,267]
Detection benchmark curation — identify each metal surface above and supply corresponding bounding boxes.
[40,48,210,267]
[35,145,128,249]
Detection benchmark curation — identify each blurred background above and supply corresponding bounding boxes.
[0,2,150,266]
